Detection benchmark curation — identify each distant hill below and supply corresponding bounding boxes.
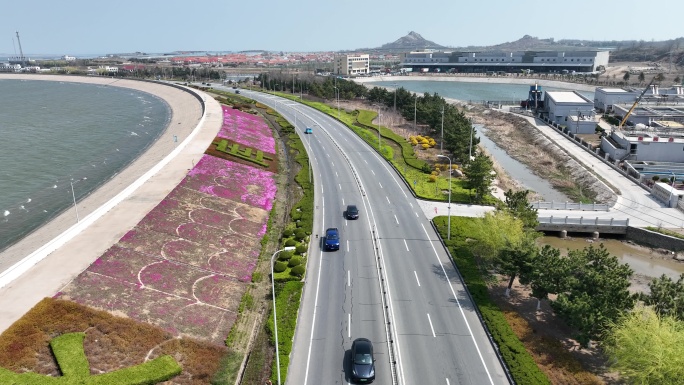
[380,31,446,51]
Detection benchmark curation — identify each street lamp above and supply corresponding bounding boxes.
[70,177,87,223]
[334,86,340,120]
[440,105,445,153]
[271,246,296,385]
[437,155,452,240]
[414,94,417,134]
[393,83,398,114]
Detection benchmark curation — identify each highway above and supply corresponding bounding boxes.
[240,88,510,385]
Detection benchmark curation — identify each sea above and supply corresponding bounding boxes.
[0,79,170,252]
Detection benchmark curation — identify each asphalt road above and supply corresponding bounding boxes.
[240,89,509,385]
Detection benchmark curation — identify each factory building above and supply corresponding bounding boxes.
[401,50,609,74]
[543,91,597,133]
[594,85,684,113]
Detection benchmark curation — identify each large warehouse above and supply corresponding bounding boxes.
[401,50,609,74]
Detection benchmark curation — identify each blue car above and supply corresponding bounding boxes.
[305,127,313,134]
[325,228,340,251]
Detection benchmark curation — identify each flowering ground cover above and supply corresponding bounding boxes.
[59,149,277,344]
[218,106,275,154]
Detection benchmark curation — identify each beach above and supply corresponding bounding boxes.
[0,74,223,332]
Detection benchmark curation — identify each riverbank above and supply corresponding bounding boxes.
[0,74,223,332]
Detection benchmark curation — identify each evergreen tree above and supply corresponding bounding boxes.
[464,153,494,203]
[643,273,684,321]
[550,245,635,347]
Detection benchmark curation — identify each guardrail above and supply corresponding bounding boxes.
[531,201,610,211]
[538,216,629,226]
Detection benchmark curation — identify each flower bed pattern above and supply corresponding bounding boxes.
[59,149,276,345]
[218,105,275,154]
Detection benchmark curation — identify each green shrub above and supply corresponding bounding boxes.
[282,229,293,238]
[278,250,294,261]
[290,265,306,277]
[295,244,307,254]
[284,239,297,247]
[294,229,307,240]
[273,261,288,273]
[288,256,302,267]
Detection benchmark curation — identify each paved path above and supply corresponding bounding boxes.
[0,75,223,333]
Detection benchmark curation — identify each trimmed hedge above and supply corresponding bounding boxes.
[290,265,305,277]
[288,256,302,267]
[267,281,304,383]
[274,261,288,273]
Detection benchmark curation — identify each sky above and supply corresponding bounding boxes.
[2,0,684,57]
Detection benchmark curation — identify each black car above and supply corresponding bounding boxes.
[346,205,359,220]
[351,338,375,383]
[324,228,340,251]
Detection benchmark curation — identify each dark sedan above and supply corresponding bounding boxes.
[346,205,359,220]
[324,228,340,251]
[351,338,375,383]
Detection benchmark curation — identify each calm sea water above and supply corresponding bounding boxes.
[0,79,170,252]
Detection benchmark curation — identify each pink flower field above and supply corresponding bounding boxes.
[58,140,277,343]
[218,106,276,154]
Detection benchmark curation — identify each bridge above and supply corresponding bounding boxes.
[537,216,629,236]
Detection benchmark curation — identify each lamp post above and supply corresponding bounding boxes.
[69,177,87,223]
[440,105,445,153]
[393,83,398,114]
[334,86,340,120]
[437,155,452,240]
[414,95,417,134]
[668,171,676,207]
[469,118,474,161]
[271,246,296,385]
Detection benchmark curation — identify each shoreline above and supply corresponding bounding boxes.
[0,74,223,333]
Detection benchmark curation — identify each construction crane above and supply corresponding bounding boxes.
[15,31,26,67]
[618,76,656,129]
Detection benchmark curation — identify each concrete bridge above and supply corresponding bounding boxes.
[537,216,629,236]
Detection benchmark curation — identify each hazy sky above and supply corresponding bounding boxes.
[2,0,683,56]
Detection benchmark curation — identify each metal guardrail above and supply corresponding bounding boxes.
[531,201,610,211]
[538,216,629,226]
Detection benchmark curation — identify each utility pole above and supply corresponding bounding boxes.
[414,95,417,134]
[469,118,474,160]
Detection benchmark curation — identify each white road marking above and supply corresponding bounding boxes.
[409,202,413,208]
[371,170,375,175]
[303,206,325,385]
[404,239,410,251]
[415,212,419,217]
[348,270,350,287]
[348,313,351,338]
[379,182,383,189]
[347,240,350,252]
[446,379,451,385]
[394,214,399,224]
[339,184,342,190]
[427,313,436,338]
[336,171,339,177]
[414,271,420,286]
[386,196,391,205]
[420,223,496,383]
[364,159,368,164]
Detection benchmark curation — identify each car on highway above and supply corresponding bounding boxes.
[305,127,313,134]
[324,228,340,251]
[346,205,359,220]
[350,338,375,383]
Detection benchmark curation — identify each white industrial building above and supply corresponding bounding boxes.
[401,50,609,73]
[594,85,684,112]
[543,91,597,133]
[601,130,684,163]
[333,53,369,76]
